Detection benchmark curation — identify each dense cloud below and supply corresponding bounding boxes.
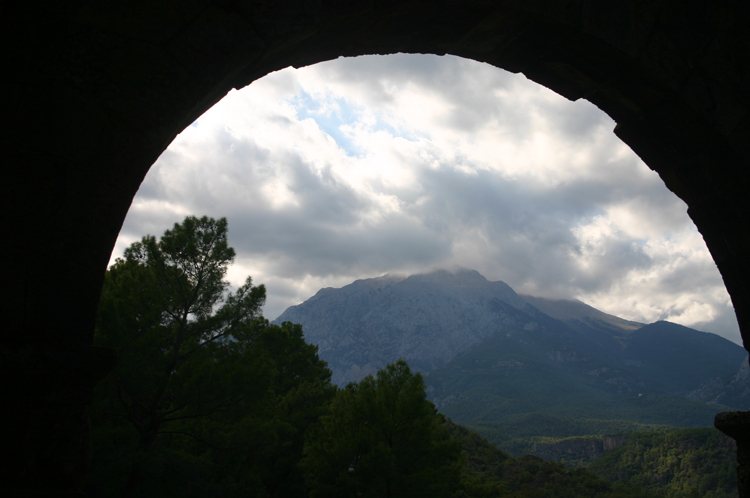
[112,54,740,344]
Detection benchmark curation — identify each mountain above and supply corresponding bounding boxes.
[275,269,532,385]
[274,268,747,443]
[687,356,750,409]
[622,321,749,396]
[424,319,742,451]
[519,295,643,333]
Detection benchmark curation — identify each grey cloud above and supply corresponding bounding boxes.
[131,161,168,201]
[320,54,513,98]
[652,258,725,295]
[374,157,682,300]
[226,200,452,279]
[118,210,184,248]
[538,96,612,140]
[317,55,532,134]
[319,54,619,144]
[139,133,452,279]
[571,239,653,293]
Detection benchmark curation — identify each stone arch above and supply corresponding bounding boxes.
[2,1,749,494]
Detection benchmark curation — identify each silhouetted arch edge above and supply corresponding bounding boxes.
[2,1,749,492]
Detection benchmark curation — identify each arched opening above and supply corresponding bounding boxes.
[86,54,742,495]
[5,2,749,353]
[3,2,749,495]
[114,53,739,344]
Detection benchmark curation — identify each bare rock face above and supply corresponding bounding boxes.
[274,268,534,385]
[688,357,750,409]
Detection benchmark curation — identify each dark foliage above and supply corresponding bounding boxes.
[87,216,335,498]
[447,422,660,498]
[302,360,464,498]
[587,428,737,498]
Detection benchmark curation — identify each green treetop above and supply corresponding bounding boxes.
[302,359,464,498]
[90,216,335,498]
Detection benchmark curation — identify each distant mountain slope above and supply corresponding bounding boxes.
[520,295,644,332]
[274,268,747,439]
[623,321,748,396]
[687,357,750,410]
[424,322,739,449]
[275,269,533,385]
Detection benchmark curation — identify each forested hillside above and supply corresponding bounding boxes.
[587,428,737,498]
[425,325,737,453]
[482,428,738,497]
[448,422,660,498]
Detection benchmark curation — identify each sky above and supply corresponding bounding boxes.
[111,54,741,345]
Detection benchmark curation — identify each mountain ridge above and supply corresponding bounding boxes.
[274,268,744,389]
[272,268,747,489]
[519,294,644,332]
[275,268,535,384]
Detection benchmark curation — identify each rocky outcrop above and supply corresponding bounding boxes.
[688,357,750,409]
[275,268,536,385]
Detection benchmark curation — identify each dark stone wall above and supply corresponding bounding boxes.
[1,1,748,495]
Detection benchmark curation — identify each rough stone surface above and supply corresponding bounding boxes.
[716,410,750,497]
[3,1,750,495]
[275,269,532,385]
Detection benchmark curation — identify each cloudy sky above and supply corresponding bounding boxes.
[111,54,740,344]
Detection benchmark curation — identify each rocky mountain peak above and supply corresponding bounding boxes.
[274,268,749,422]
[274,268,533,385]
